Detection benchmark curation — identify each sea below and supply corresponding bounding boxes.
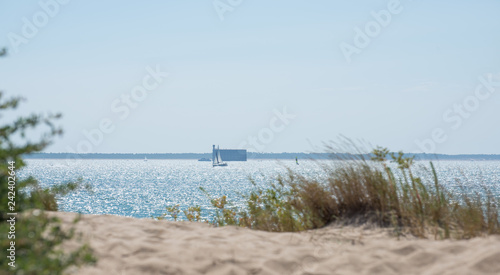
[19,159,500,221]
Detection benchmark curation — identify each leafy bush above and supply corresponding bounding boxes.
[0,50,96,274]
[0,210,95,275]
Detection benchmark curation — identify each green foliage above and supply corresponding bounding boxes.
[157,204,181,221]
[238,177,304,232]
[200,187,239,226]
[0,210,96,274]
[0,93,64,218]
[0,70,96,273]
[183,206,202,222]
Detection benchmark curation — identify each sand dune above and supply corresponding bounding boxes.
[51,212,500,275]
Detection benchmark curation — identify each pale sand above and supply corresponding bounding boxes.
[49,212,500,275]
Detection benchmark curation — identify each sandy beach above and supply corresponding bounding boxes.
[46,212,500,275]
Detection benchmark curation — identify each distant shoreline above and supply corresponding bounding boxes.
[24,152,500,161]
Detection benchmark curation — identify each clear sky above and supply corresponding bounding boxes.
[1,0,499,154]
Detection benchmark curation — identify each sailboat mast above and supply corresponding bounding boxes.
[212,145,216,165]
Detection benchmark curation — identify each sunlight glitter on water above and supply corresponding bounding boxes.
[19,159,500,220]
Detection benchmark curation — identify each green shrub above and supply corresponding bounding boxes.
[0,57,96,273]
[0,210,95,275]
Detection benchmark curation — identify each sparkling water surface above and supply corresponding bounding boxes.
[19,159,500,220]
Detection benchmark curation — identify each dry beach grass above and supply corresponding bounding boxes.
[164,147,500,240]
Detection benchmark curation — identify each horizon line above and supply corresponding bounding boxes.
[30,152,500,156]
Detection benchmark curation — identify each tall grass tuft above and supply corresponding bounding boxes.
[172,146,499,239]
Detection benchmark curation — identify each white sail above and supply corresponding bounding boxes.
[217,146,223,163]
[212,145,228,167]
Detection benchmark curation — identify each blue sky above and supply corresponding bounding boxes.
[1,0,499,154]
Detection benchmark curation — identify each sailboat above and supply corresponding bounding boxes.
[213,145,228,167]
